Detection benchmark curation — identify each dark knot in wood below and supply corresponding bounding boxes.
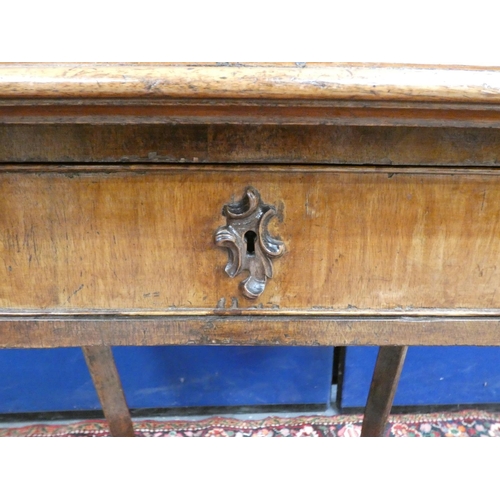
[215,187,285,299]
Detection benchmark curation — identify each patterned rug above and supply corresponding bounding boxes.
[1,410,500,436]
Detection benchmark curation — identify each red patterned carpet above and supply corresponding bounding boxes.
[1,410,500,436]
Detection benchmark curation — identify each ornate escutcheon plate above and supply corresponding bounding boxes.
[214,187,285,299]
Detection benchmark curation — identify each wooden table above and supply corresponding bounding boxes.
[2,63,500,436]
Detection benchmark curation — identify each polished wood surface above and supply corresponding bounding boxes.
[2,64,500,127]
[2,168,500,313]
[1,63,500,102]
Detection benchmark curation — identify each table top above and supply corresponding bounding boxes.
[2,63,500,128]
[0,62,499,102]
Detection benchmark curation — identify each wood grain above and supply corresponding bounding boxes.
[82,345,135,437]
[2,316,500,348]
[1,63,500,102]
[361,346,408,437]
[3,124,500,166]
[3,101,500,128]
[3,64,500,127]
[5,62,500,435]
[2,168,500,312]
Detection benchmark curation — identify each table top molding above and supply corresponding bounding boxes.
[2,63,500,127]
[1,63,500,103]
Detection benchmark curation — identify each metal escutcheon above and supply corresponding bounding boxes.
[214,187,285,299]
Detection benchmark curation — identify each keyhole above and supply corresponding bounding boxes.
[245,230,257,255]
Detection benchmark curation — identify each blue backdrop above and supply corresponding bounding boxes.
[0,346,334,413]
[340,346,500,408]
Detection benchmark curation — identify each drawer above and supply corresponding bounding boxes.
[1,167,500,314]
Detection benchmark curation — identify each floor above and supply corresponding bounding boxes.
[0,386,340,429]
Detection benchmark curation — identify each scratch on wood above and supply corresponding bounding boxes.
[67,284,84,303]
[305,193,315,217]
[145,80,160,92]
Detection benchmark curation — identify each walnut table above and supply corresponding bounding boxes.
[2,63,500,436]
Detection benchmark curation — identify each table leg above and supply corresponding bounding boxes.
[361,346,408,437]
[82,345,135,437]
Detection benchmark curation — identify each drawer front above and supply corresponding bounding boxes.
[1,168,500,313]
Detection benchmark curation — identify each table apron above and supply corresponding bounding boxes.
[1,315,500,348]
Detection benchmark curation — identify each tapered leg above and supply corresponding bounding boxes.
[361,346,408,437]
[82,345,135,437]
